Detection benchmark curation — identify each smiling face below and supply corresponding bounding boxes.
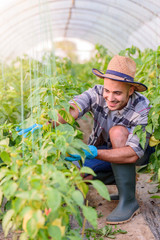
[103,78,134,110]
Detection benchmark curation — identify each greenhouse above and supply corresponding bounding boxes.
[0,0,160,239]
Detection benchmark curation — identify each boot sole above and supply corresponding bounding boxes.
[106,208,140,225]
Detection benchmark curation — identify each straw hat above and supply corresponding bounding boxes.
[92,55,147,92]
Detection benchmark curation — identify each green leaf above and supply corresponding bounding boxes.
[72,190,84,207]
[46,188,61,211]
[118,229,127,234]
[55,135,66,154]
[19,232,28,240]
[12,198,25,214]
[135,128,147,149]
[137,164,148,173]
[19,206,33,218]
[71,139,89,151]
[75,129,83,139]
[59,101,70,112]
[133,125,142,135]
[82,205,97,228]
[0,151,11,164]
[48,225,61,240]
[151,113,159,129]
[4,221,13,237]
[0,138,9,146]
[57,124,74,135]
[37,229,49,240]
[30,178,42,190]
[33,210,45,228]
[145,124,152,134]
[151,96,160,105]
[52,171,68,190]
[58,109,75,125]
[88,180,110,201]
[107,234,116,239]
[20,165,36,177]
[3,180,18,198]
[27,217,38,238]
[0,168,8,180]
[140,131,147,149]
[76,182,89,198]
[150,195,160,199]
[80,167,96,177]
[48,109,58,122]
[0,187,3,205]
[154,126,160,140]
[66,145,84,157]
[16,189,42,201]
[2,209,15,234]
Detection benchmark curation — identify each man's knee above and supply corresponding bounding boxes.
[109,126,129,148]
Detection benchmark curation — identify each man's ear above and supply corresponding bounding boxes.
[129,86,135,96]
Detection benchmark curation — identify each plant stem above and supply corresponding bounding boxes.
[81,200,88,239]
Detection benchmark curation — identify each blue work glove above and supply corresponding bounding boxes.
[16,123,43,138]
[65,145,98,162]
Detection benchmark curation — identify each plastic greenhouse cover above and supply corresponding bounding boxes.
[0,0,160,61]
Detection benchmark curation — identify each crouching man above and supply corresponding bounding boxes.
[60,55,153,224]
[17,55,154,224]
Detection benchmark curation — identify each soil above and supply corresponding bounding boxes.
[86,173,160,240]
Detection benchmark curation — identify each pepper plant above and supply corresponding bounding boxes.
[0,120,111,239]
[120,46,160,186]
[0,61,110,239]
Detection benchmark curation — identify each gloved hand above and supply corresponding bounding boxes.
[65,145,98,162]
[16,123,43,138]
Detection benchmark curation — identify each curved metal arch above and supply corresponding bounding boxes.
[1,24,123,60]
[0,0,160,60]
[0,17,127,54]
[1,0,160,39]
[0,5,157,54]
[2,20,134,60]
[0,18,158,60]
[73,0,160,34]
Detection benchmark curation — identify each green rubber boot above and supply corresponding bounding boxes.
[106,163,140,224]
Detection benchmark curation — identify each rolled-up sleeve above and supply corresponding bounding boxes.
[126,129,150,158]
[126,110,150,158]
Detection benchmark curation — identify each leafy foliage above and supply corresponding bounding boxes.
[85,225,127,239]
[121,46,160,186]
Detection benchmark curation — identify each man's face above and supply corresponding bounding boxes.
[103,78,134,111]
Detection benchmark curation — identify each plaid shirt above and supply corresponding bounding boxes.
[69,85,151,158]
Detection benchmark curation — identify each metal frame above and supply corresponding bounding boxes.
[0,0,160,60]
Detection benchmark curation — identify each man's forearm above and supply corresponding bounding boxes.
[96,146,139,164]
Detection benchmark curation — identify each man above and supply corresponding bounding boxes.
[17,55,152,224]
[56,55,151,224]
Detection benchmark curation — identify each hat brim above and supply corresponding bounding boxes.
[92,68,147,92]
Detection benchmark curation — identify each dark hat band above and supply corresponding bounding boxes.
[106,70,134,82]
